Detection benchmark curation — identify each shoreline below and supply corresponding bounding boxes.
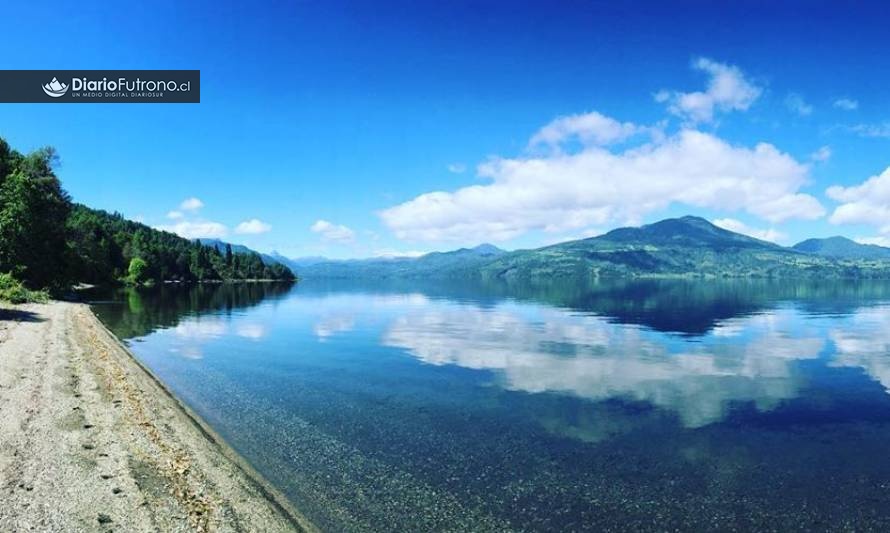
[0,301,314,532]
[87,305,313,532]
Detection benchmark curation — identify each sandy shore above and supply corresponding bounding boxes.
[0,301,313,532]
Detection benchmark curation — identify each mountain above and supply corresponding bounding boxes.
[296,244,504,279]
[197,238,285,267]
[292,217,890,281]
[421,243,505,262]
[597,216,779,250]
[465,243,503,255]
[266,252,330,273]
[482,216,888,280]
[792,236,890,260]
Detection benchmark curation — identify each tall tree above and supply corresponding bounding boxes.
[0,146,71,289]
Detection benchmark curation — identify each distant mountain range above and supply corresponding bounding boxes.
[294,244,505,279]
[201,217,890,280]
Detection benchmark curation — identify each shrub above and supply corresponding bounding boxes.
[0,272,49,303]
[125,257,150,286]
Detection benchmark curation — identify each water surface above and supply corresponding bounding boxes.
[89,279,890,531]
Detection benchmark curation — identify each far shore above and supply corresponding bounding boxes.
[163,279,298,284]
[0,300,313,532]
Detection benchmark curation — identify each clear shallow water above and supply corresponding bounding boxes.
[89,279,890,531]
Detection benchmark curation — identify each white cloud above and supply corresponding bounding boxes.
[833,98,859,111]
[380,114,824,243]
[810,146,832,162]
[827,166,890,236]
[785,93,813,116]
[447,163,466,174]
[850,123,890,138]
[712,218,788,243]
[372,249,428,258]
[310,220,356,243]
[157,220,228,239]
[235,218,272,234]
[657,58,762,124]
[179,197,204,211]
[157,198,228,239]
[528,111,650,148]
[854,236,890,247]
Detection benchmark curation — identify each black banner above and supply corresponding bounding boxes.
[0,70,200,103]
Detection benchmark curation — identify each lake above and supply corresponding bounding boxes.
[88,279,890,531]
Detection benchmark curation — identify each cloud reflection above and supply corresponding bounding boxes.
[236,323,268,340]
[384,304,824,427]
[308,293,428,341]
[314,315,356,341]
[830,305,890,392]
[164,316,269,357]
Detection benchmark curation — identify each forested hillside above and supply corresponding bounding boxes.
[198,238,286,269]
[0,137,294,299]
[480,217,890,280]
[67,205,294,284]
[297,216,890,281]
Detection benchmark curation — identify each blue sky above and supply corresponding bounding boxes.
[2,0,890,257]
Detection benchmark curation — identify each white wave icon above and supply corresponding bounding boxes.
[42,77,69,98]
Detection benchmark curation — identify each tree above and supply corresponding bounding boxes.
[0,138,13,186]
[127,257,149,285]
[0,146,71,289]
[0,136,296,288]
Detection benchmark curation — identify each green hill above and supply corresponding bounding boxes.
[294,217,890,281]
[597,216,779,250]
[792,236,890,260]
[482,217,890,280]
